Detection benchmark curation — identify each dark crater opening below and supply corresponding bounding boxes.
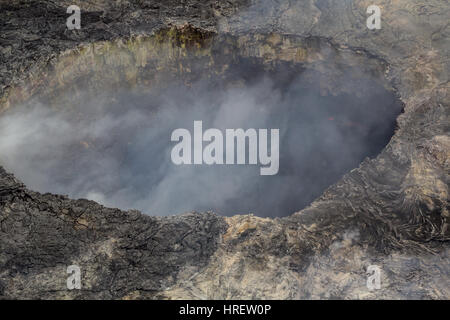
[0,28,403,217]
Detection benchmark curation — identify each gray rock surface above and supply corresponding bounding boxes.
[0,0,448,299]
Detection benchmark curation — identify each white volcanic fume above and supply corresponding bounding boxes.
[0,71,401,217]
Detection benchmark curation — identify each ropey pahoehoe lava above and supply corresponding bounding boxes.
[0,0,448,299]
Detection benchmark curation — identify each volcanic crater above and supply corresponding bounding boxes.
[0,0,448,300]
[0,27,403,217]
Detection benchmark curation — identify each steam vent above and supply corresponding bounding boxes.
[0,0,448,300]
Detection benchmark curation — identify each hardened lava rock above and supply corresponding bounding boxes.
[0,0,449,299]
